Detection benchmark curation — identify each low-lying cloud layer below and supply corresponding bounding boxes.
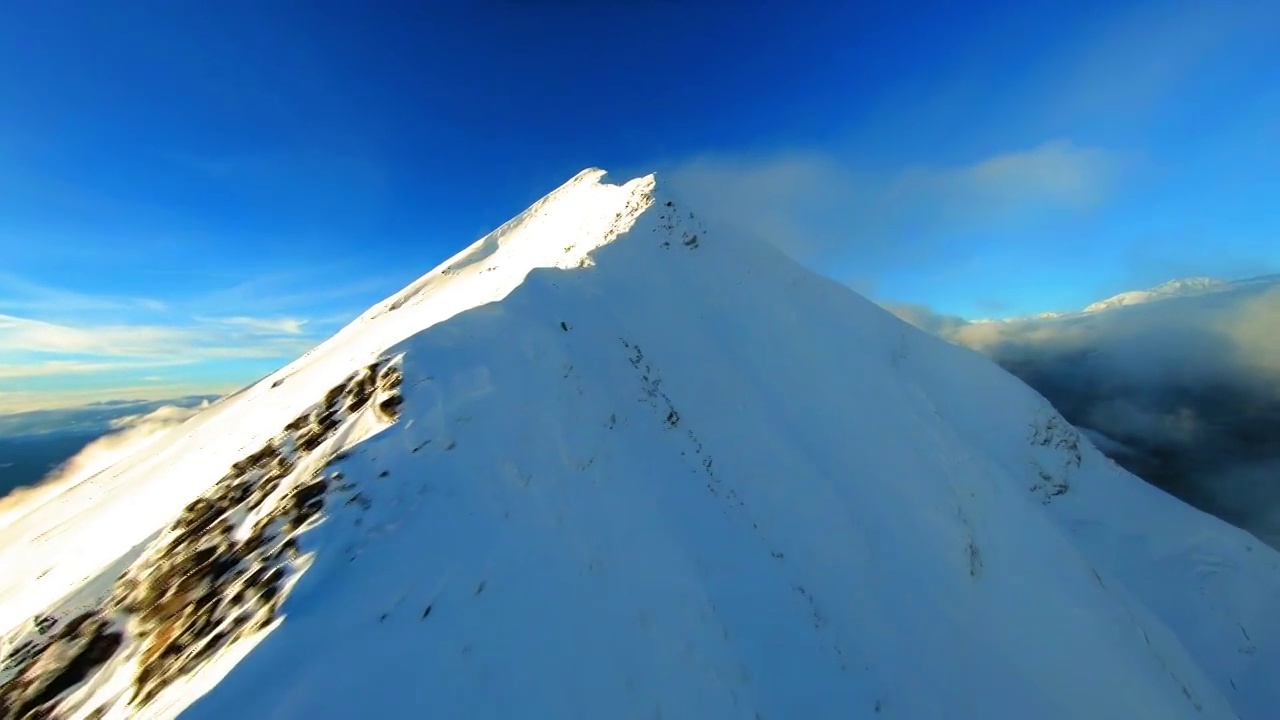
[0,400,212,530]
[43,400,209,489]
[889,278,1280,547]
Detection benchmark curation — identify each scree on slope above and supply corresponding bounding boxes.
[1,169,1278,720]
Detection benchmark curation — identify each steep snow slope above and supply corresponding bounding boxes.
[3,170,1279,720]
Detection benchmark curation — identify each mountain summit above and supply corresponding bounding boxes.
[2,170,1278,720]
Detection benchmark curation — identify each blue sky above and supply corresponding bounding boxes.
[1,0,1278,412]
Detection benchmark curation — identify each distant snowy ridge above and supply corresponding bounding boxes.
[1083,276,1228,313]
[967,274,1275,325]
[2,170,1279,720]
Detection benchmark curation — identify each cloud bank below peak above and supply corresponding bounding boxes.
[887,276,1280,548]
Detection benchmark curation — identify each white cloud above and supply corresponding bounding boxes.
[203,316,309,335]
[884,276,1280,548]
[896,140,1118,213]
[0,273,167,317]
[107,401,211,431]
[0,313,317,359]
[661,153,866,260]
[0,305,323,413]
[1225,285,1280,375]
[0,359,188,380]
[899,281,1280,385]
[0,314,193,356]
[663,139,1119,270]
[0,267,378,412]
[0,266,389,327]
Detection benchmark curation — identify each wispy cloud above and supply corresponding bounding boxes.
[0,273,168,318]
[663,139,1120,269]
[0,313,319,359]
[0,399,215,523]
[662,152,863,260]
[0,359,188,380]
[0,272,368,413]
[0,314,192,356]
[0,382,241,416]
[891,140,1119,216]
[200,316,309,335]
[1,267,393,317]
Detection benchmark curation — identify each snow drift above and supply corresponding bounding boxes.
[2,169,1278,720]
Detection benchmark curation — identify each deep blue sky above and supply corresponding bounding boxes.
[2,0,1278,411]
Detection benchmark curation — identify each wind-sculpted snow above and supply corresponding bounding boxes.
[1,170,1278,720]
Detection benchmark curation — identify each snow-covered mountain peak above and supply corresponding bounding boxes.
[1083,276,1227,313]
[366,167,658,317]
[2,170,1279,720]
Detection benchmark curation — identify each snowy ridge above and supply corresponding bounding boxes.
[1083,277,1227,313]
[0,169,653,638]
[970,274,1275,326]
[2,170,1279,720]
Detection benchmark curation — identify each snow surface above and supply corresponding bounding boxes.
[3,169,1279,720]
